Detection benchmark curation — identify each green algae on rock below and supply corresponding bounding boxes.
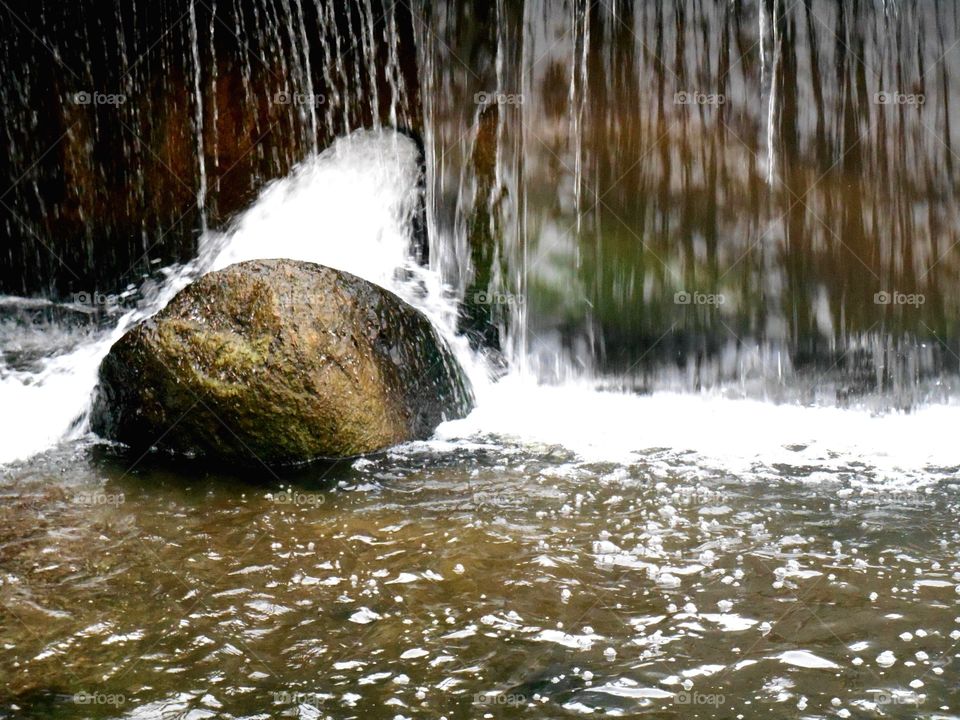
[90,259,474,465]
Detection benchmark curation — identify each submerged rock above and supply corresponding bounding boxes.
[91,259,473,464]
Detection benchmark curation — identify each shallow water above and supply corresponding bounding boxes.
[2,429,959,719]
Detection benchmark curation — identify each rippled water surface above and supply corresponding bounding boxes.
[3,434,959,719]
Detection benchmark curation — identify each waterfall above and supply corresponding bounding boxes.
[0,130,478,465]
[1,0,959,467]
[293,0,319,154]
[763,0,779,186]
[414,0,959,405]
[189,0,209,232]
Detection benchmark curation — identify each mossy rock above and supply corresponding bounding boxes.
[90,259,474,465]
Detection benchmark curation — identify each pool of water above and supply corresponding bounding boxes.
[3,425,959,719]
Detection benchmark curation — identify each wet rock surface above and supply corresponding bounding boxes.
[91,259,473,464]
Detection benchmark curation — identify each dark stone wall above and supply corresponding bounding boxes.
[0,0,421,299]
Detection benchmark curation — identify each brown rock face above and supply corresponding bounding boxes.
[0,0,423,298]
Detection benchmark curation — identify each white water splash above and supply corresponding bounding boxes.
[436,376,960,488]
[0,129,481,465]
[2,128,960,487]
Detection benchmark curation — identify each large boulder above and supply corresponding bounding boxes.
[90,259,474,465]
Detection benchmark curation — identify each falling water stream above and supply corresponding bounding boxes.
[3,1,960,718]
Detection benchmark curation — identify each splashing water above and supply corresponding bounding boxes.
[2,127,960,487]
[0,129,482,465]
[437,377,960,488]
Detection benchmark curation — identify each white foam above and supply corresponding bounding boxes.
[775,650,840,670]
[436,375,960,487]
[0,324,127,464]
